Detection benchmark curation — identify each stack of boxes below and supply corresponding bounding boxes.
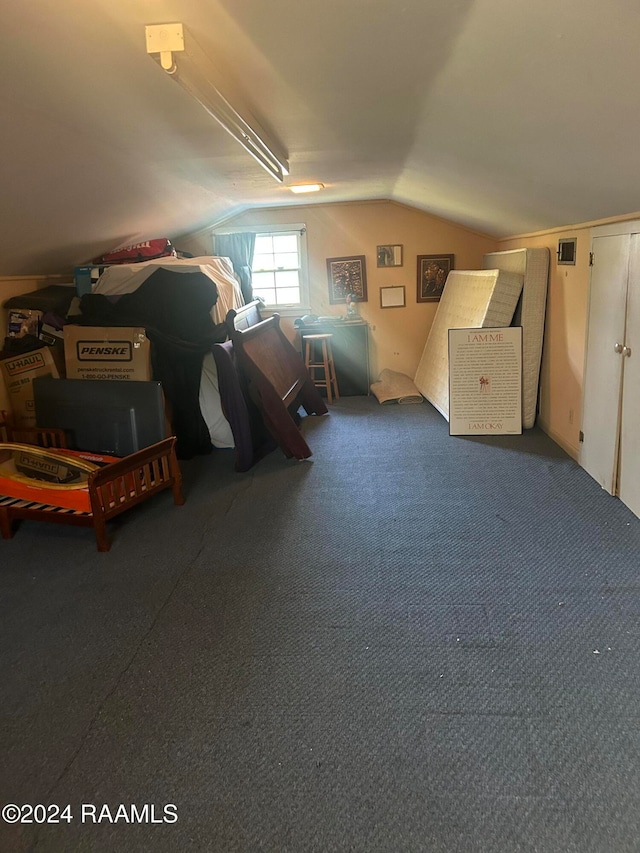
[0,348,60,428]
[0,286,72,426]
[1,269,152,429]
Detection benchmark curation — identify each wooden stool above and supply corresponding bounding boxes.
[303,333,340,404]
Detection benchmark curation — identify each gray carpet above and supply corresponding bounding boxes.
[1,397,640,852]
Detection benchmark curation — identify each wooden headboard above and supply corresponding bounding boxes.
[226,300,264,335]
[231,314,327,459]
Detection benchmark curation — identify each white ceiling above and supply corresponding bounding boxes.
[3,0,640,275]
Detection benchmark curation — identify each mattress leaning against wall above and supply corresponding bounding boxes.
[482,248,550,429]
[414,268,524,421]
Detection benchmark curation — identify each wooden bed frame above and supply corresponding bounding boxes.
[226,299,264,334]
[0,410,68,449]
[0,436,185,552]
[230,313,328,460]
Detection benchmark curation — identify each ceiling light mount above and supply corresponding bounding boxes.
[145,23,289,183]
[145,23,184,73]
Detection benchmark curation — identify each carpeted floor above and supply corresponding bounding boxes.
[1,397,640,852]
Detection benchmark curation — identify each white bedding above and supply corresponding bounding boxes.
[94,256,244,323]
[199,352,235,448]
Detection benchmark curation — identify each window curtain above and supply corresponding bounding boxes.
[213,233,256,304]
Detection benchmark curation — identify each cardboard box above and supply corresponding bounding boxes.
[0,348,60,428]
[64,326,151,381]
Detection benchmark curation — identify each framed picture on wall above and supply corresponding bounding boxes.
[377,244,403,267]
[417,254,455,302]
[326,255,368,303]
[380,286,406,308]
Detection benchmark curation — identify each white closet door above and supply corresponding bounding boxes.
[618,233,640,515]
[580,234,629,493]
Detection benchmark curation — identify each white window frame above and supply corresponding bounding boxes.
[213,223,309,315]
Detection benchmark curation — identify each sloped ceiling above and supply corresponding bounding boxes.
[3,0,640,275]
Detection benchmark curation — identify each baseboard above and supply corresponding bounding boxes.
[537,417,579,461]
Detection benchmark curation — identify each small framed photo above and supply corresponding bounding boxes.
[326,255,368,304]
[377,244,403,268]
[417,254,455,302]
[380,286,405,308]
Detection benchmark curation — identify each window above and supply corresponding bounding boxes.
[250,227,307,309]
[213,223,308,311]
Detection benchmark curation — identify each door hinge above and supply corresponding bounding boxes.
[579,430,584,442]
[589,252,595,266]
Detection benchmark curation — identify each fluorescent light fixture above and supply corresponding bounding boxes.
[289,183,325,194]
[145,23,289,183]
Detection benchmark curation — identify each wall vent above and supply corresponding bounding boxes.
[557,238,577,265]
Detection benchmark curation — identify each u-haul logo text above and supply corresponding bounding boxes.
[3,352,46,376]
[76,341,132,362]
[17,453,70,480]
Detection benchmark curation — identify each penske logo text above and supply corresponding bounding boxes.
[76,342,132,362]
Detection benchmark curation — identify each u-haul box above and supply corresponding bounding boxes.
[64,327,151,381]
[0,348,60,427]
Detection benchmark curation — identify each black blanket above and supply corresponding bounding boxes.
[79,269,229,459]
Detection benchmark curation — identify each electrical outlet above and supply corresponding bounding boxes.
[569,408,574,424]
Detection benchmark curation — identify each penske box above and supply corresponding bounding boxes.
[64,326,151,381]
[0,348,60,428]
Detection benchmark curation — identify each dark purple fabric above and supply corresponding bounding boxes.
[212,341,276,472]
